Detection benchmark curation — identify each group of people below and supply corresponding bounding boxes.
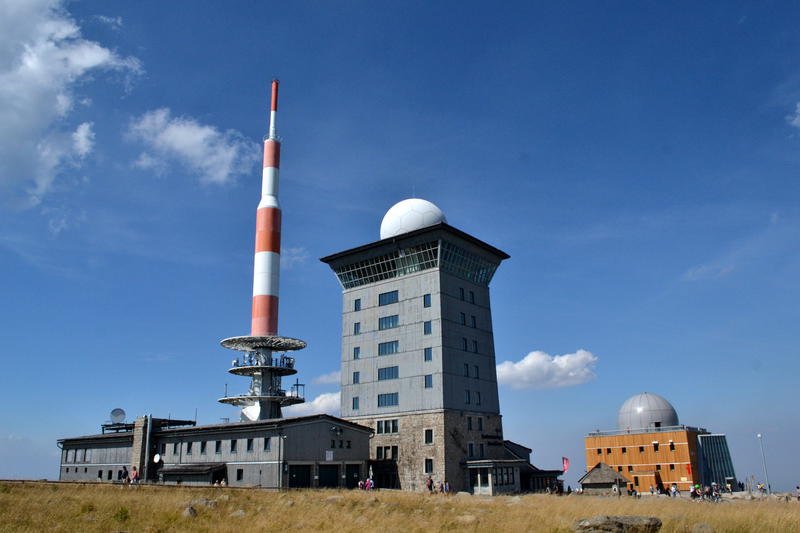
[119,466,140,485]
[357,478,375,490]
[688,483,722,502]
[424,476,451,494]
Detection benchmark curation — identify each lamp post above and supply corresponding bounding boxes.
[756,433,771,495]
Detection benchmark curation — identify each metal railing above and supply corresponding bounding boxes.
[587,425,707,437]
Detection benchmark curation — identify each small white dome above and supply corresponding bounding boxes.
[618,392,679,431]
[380,198,446,239]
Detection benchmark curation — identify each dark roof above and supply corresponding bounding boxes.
[161,463,227,475]
[60,414,371,443]
[156,413,372,437]
[578,462,629,485]
[319,222,510,264]
[58,432,133,445]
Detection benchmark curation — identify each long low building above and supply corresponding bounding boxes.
[58,414,372,488]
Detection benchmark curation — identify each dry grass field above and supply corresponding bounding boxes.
[0,482,798,533]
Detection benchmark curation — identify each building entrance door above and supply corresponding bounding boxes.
[345,464,360,488]
[318,465,339,488]
[288,465,311,488]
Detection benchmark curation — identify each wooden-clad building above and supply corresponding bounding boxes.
[584,392,736,493]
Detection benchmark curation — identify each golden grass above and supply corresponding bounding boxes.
[0,482,797,532]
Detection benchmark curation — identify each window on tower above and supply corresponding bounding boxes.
[424,429,433,444]
[353,346,360,359]
[378,290,398,306]
[423,321,432,335]
[378,341,399,355]
[377,393,399,407]
[423,294,431,308]
[352,371,360,384]
[352,396,359,410]
[353,322,360,335]
[424,347,432,361]
[378,366,399,380]
[354,298,361,311]
[424,374,433,388]
[378,315,399,330]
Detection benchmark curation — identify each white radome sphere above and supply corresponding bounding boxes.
[617,392,679,431]
[380,198,447,239]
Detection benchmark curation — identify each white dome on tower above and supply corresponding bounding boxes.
[617,392,679,431]
[380,198,446,239]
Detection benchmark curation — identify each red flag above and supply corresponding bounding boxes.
[562,457,570,473]
[686,463,692,475]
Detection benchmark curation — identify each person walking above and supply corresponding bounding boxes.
[130,466,139,485]
[425,476,433,493]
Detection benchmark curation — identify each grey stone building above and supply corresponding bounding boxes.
[58,414,371,488]
[321,199,557,493]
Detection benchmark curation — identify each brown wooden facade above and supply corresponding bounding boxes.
[584,428,704,492]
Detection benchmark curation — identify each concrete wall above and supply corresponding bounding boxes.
[59,437,132,482]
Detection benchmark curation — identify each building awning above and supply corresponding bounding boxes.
[161,463,226,475]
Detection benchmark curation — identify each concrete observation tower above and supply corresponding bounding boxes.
[218,80,306,421]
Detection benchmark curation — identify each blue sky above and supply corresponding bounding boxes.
[1,0,798,491]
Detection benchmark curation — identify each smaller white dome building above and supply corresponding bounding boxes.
[617,392,679,431]
[379,198,446,239]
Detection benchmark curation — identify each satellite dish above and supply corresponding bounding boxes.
[241,403,261,422]
[153,453,161,463]
[110,408,126,424]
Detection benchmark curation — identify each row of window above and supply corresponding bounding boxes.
[353,392,400,410]
[466,416,484,432]
[459,287,476,304]
[596,442,676,455]
[376,445,399,460]
[329,439,353,449]
[493,467,515,486]
[459,312,477,328]
[354,345,433,360]
[464,389,482,405]
[354,367,433,388]
[461,337,479,353]
[613,464,679,473]
[467,442,486,458]
[64,449,92,463]
[353,388,479,410]
[376,419,398,434]
[353,315,432,336]
[355,291,434,312]
[163,437,273,456]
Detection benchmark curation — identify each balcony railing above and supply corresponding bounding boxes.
[230,355,295,370]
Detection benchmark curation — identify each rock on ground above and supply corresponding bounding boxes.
[455,515,477,524]
[573,515,662,533]
[229,509,246,517]
[182,506,197,518]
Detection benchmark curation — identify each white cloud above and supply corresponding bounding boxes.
[786,102,800,129]
[128,108,260,185]
[72,122,94,158]
[496,349,598,389]
[283,392,340,417]
[682,263,735,281]
[281,246,310,269]
[94,15,123,29]
[311,370,341,385]
[0,0,141,205]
